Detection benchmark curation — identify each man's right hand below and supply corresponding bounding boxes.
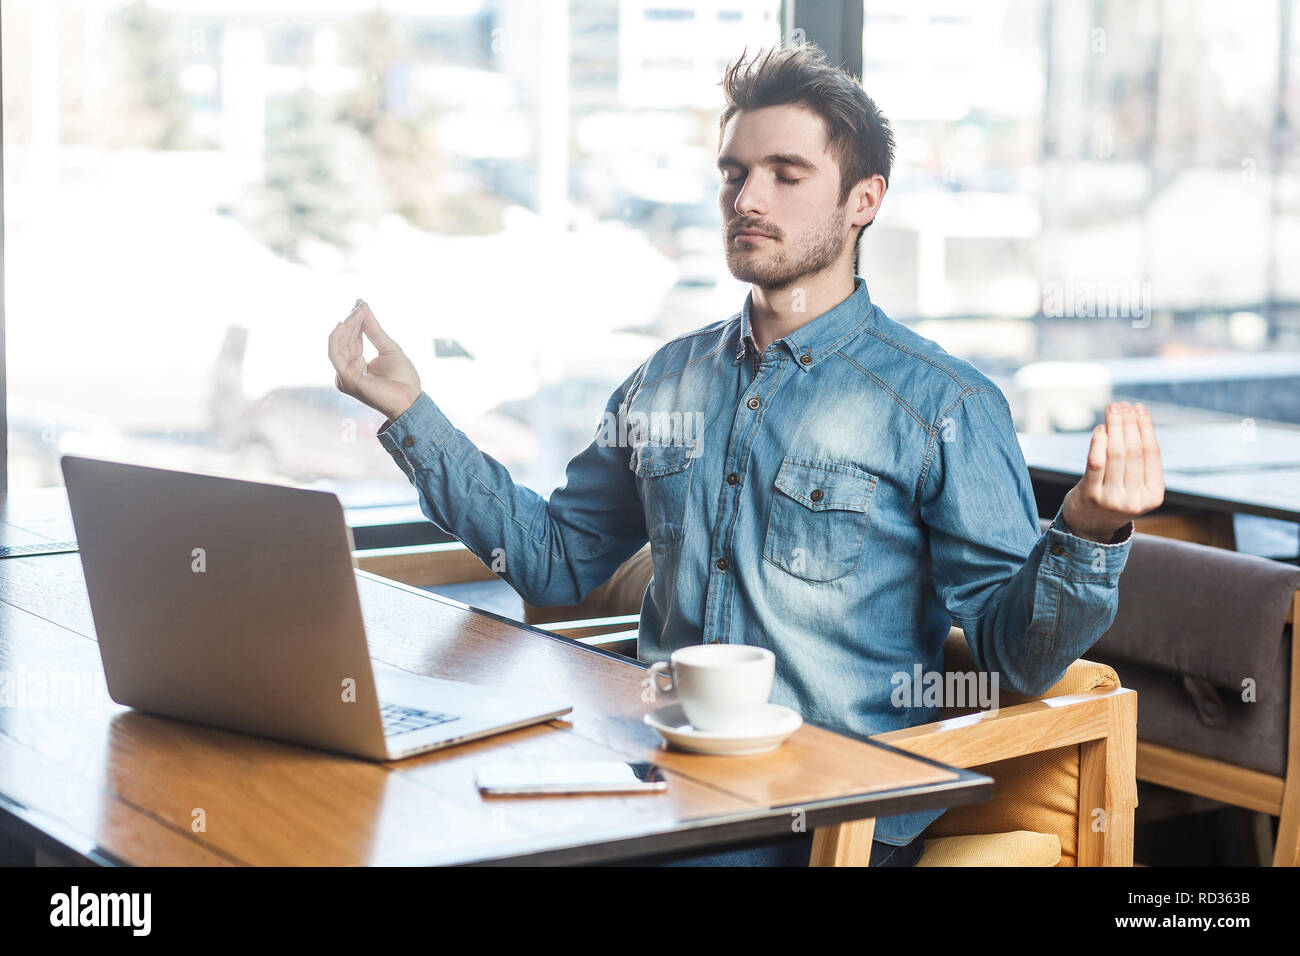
[328,299,423,422]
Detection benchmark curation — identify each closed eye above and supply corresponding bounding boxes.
[721,173,803,185]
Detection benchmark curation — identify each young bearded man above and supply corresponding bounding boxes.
[328,44,1164,867]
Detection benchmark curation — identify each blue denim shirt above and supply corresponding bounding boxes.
[376,275,1133,845]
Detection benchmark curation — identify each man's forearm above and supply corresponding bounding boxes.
[960,505,1132,698]
[375,390,648,609]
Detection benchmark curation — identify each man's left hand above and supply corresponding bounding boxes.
[1061,401,1165,543]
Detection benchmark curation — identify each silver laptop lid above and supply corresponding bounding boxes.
[61,454,387,757]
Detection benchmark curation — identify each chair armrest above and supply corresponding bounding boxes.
[874,685,1135,776]
[538,617,640,659]
[570,629,639,658]
[536,614,640,640]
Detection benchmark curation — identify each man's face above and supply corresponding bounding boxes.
[717,103,853,290]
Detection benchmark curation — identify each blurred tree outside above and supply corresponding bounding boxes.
[337,9,505,235]
[242,89,388,264]
[241,9,505,263]
[111,0,191,149]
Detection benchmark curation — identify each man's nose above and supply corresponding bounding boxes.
[731,176,769,219]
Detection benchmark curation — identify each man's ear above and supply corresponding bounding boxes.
[850,173,887,228]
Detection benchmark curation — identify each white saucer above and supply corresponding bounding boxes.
[644,703,803,756]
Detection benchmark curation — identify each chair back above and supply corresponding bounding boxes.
[1093,533,1300,777]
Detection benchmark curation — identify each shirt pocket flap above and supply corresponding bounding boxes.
[773,458,876,512]
[631,440,697,477]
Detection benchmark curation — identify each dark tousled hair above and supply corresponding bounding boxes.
[718,43,895,258]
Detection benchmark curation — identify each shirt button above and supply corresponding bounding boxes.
[810,488,823,502]
[800,353,812,365]
[1050,543,1066,556]
[747,397,760,410]
[403,437,416,448]
[726,472,739,485]
[715,557,729,571]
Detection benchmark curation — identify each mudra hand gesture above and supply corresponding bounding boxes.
[1060,401,1165,542]
[328,299,422,422]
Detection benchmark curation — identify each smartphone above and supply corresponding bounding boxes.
[474,760,668,795]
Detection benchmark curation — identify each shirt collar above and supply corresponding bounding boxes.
[732,275,874,372]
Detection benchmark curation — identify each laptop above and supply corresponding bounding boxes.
[60,454,572,761]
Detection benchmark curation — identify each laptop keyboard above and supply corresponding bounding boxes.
[380,702,461,738]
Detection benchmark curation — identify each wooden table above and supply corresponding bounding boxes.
[1019,424,1300,552]
[0,488,991,866]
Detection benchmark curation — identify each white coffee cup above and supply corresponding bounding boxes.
[647,644,775,733]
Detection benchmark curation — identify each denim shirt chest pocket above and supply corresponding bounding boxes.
[631,439,698,545]
[763,457,878,582]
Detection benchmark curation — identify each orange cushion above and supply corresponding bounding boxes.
[917,830,1062,867]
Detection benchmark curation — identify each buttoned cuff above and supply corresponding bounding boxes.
[375,392,455,480]
[1044,505,1131,580]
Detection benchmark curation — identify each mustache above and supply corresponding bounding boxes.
[728,223,780,238]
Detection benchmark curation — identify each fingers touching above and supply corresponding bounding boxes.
[328,300,373,391]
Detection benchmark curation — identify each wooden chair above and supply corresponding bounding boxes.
[813,627,1136,866]
[355,542,1138,865]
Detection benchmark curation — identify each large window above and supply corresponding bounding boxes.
[859,0,1300,434]
[1,0,779,509]
[7,0,1297,543]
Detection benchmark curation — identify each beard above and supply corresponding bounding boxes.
[723,205,847,291]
